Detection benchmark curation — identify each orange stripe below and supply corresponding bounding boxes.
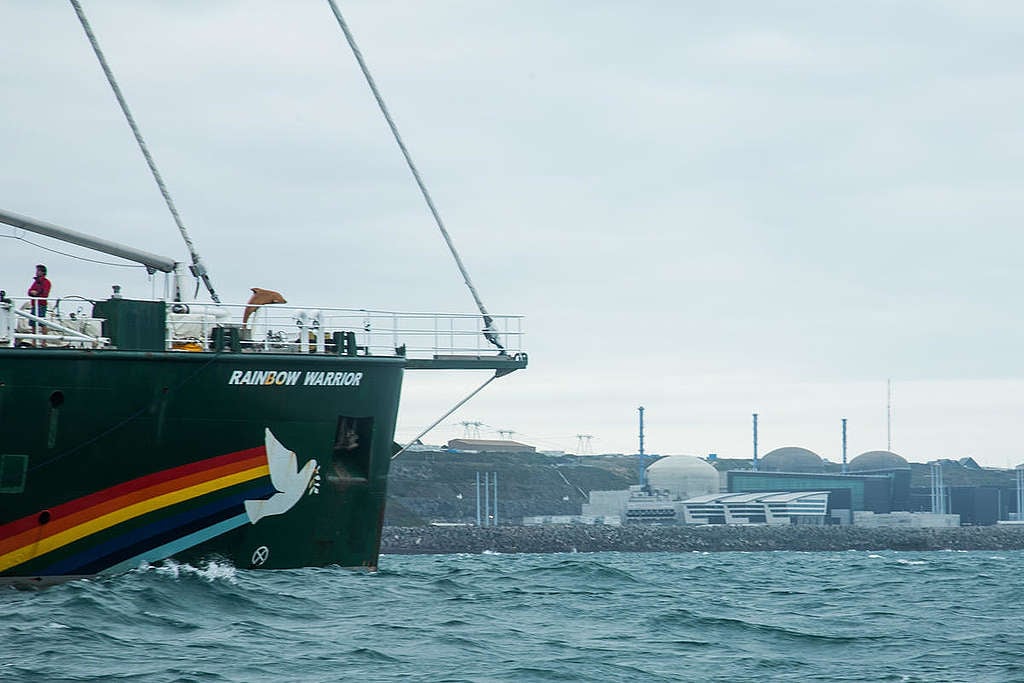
[0,462,268,573]
[0,446,266,540]
[0,452,266,558]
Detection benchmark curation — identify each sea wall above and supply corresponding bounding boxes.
[380,524,1024,555]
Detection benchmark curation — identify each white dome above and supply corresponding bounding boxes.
[645,455,719,500]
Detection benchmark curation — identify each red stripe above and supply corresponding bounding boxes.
[0,446,265,539]
[0,455,269,559]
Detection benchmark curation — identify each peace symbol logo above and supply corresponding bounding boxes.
[251,546,270,566]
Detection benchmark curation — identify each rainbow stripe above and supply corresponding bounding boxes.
[0,446,274,576]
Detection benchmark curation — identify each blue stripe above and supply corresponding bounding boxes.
[101,514,251,575]
[41,483,274,575]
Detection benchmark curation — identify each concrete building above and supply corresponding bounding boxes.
[582,486,679,524]
[622,486,678,524]
[848,450,912,511]
[760,447,824,473]
[948,486,1003,525]
[849,450,909,471]
[645,455,720,499]
[582,489,631,518]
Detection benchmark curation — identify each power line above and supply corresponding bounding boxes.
[458,420,484,438]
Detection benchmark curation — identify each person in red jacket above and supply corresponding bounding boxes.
[27,263,51,335]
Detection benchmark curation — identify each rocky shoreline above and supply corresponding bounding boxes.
[380,524,1024,555]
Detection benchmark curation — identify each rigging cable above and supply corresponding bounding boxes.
[325,1,504,351]
[1,232,145,268]
[392,372,500,460]
[69,0,221,303]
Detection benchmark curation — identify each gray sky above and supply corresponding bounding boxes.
[2,2,1023,465]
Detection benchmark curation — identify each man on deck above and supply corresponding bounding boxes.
[27,263,51,336]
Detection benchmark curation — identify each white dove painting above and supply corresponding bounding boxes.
[244,429,319,524]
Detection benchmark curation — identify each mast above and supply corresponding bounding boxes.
[887,379,893,451]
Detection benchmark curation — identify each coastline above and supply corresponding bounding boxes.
[380,524,1024,555]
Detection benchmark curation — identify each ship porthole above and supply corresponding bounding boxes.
[38,510,51,525]
[49,391,64,409]
[251,546,269,566]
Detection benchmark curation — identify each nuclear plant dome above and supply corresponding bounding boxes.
[645,455,719,500]
[760,447,823,472]
[848,450,909,471]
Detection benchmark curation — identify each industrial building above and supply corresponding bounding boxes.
[727,448,912,520]
[582,455,720,524]
[443,438,536,453]
[385,443,1024,527]
[846,450,912,511]
[680,491,830,525]
[728,470,894,515]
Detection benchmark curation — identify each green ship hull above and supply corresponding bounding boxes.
[0,347,405,585]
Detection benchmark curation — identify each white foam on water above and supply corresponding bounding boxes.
[896,559,927,566]
[868,554,883,559]
[191,561,239,583]
[137,559,238,583]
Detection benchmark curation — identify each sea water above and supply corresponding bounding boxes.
[2,550,1022,682]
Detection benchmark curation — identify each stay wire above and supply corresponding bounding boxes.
[325,0,503,351]
[1,233,145,268]
[69,0,220,303]
[392,373,499,460]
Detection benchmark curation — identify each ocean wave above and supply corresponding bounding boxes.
[5,550,1024,681]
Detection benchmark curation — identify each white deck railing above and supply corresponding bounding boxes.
[0,298,107,348]
[0,297,524,359]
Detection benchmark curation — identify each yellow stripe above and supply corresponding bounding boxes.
[0,464,269,573]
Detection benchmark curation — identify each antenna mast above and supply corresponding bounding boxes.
[637,406,646,487]
[842,417,848,474]
[887,379,893,451]
[752,413,759,471]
